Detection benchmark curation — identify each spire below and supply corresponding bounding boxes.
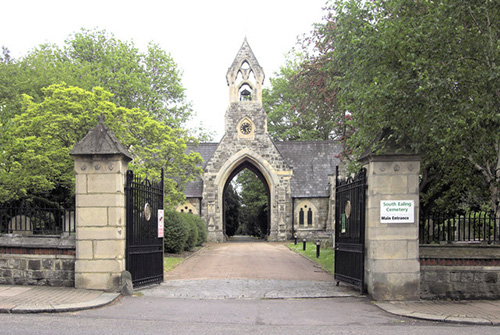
[226,38,265,103]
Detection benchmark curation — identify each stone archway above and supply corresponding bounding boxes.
[203,147,289,242]
[222,159,271,238]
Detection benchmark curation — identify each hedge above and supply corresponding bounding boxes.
[164,210,208,254]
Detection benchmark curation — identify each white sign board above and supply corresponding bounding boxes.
[380,200,414,223]
[158,209,164,238]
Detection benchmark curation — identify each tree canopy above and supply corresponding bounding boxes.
[263,52,344,142]
[0,28,192,128]
[263,0,499,217]
[327,0,499,216]
[0,28,210,207]
[0,84,202,206]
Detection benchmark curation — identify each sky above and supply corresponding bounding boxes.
[1,0,327,140]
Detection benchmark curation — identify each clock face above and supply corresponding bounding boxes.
[240,121,252,135]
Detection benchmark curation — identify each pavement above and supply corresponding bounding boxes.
[0,285,120,313]
[0,240,499,325]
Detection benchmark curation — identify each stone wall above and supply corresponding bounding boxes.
[0,236,75,286]
[420,244,500,299]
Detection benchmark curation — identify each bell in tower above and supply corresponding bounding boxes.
[226,38,265,104]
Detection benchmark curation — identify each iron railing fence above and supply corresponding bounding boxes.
[420,211,499,244]
[0,203,75,236]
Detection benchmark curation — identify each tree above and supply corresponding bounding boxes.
[224,182,241,237]
[311,0,500,218]
[236,170,269,238]
[263,52,343,141]
[0,29,192,129]
[0,83,202,205]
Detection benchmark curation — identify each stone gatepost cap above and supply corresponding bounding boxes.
[70,115,133,161]
[359,127,420,163]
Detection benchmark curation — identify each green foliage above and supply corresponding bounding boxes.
[193,215,207,246]
[0,28,212,205]
[236,170,269,238]
[290,0,500,216]
[165,211,207,253]
[179,211,207,246]
[224,183,240,237]
[0,28,192,128]
[164,210,189,254]
[0,83,202,204]
[179,212,199,250]
[263,52,343,141]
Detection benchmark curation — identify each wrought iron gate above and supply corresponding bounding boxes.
[334,167,367,292]
[125,169,164,287]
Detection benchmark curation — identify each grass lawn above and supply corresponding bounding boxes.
[164,257,183,272]
[288,242,335,275]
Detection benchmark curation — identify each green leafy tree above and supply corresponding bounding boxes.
[263,52,343,141]
[304,0,500,218]
[0,29,192,129]
[223,182,240,237]
[236,170,269,238]
[0,83,202,205]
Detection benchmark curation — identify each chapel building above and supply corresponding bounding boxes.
[179,39,341,242]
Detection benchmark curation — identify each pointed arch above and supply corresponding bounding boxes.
[214,148,279,238]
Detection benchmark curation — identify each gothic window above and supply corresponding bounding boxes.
[296,201,316,228]
[240,60,250,70]
[307,208,313,226]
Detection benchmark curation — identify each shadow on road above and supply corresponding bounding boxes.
[227,235,268,243]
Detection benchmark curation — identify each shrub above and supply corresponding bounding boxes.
[180,212,198,251]
[194,216,207,246]
[164,210,189,254]
[178,212,207,247]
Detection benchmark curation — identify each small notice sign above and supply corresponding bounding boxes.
[158,209,164,238]
[380,200,414,223]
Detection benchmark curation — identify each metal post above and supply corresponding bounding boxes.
[316,240,320,258]
[303,238,306,251]
[294,234,297,245]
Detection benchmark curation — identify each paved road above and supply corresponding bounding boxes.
[165,241,333,281]
[2,296,498,335]
[146,241,356,299]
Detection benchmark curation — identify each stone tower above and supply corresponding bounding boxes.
[201,39,293,242]
[184,39,340,243]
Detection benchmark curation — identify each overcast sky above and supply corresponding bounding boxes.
[1,0,327,139]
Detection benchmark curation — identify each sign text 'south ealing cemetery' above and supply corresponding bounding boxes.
[380,200,414,223]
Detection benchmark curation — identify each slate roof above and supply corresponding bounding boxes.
[274,141,341,197]
[185,141,341,198]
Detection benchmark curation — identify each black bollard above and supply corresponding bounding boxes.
[294,234,297,245]
[303,238,307,251]
[316,240,320,258]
